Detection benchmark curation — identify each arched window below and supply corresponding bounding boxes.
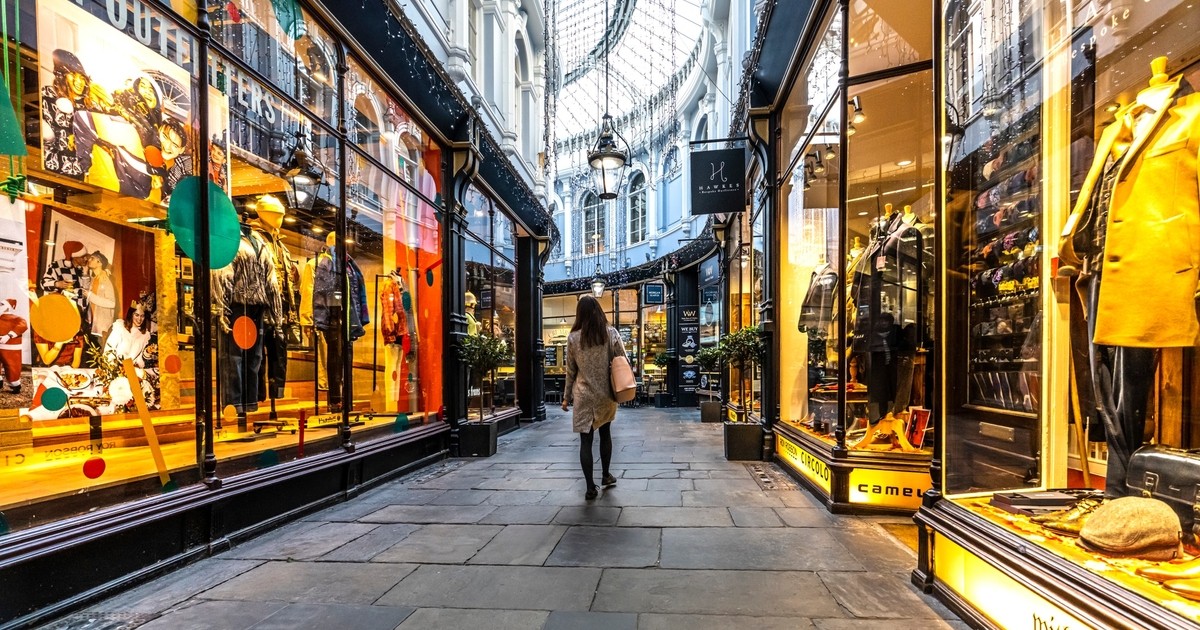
[551,203,564,257]
[582,193,605,254]
[628,172,647,244]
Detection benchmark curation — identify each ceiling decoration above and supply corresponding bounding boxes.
[545,0,704,177]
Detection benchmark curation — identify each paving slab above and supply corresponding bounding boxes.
[660,528,863,571]
[645,478,695,491]
[199,561,415,603]
[137,600,285,630]
[346,487,446,507]
[92,559,265,614]
[546,526,660,567]
[774,507,838,528]
[729,507,784,527]
[681,490,784,508]
[543,610,638,630]
[829,526,917,573]
[692,478,764,492]
[250,604,415,630]
[639,613,817,630]
[372,524,502,564]
[469,524,568,565]
[221,522,378,561]
[482,490,551,505]
[396,608,549,629]
[318,524,421,562]
[359,504,496,524]
[591,489,683,507]
[552,505,621,526]
[616,507,733,527]
[377,565,601,610]
[426,489,494,505]
[593,569,845,617]
[818,571,943,619]
[478,505,563,524]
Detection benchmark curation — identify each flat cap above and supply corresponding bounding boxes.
[1079,497,1181,561]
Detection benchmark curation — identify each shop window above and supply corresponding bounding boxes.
[781,6,842,159]
[211,0,339,123]
[628,172,647,244]
[469,0,482,85]
[847,0,933,76]
[346,57,437,188]
[582,192,604,254]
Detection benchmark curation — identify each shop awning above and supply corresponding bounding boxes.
[749,0,818,108]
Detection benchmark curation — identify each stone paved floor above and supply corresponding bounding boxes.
[52,407,968,629]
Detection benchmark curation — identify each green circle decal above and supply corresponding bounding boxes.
[41,387,69,412]
[168,176,241,269]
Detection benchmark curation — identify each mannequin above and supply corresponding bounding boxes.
[212,205,282,429]
[901,204,918,225]
[313,230,343,412]
[1059,57,1200,496]
[382,268,420,409]
[299,249,325,390]
[465,291,479,335]
[849,236,865,261]
[253,195,300,414]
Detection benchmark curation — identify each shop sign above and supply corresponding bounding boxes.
[679,306,699,393]
[847,467,931,510]
[700,256,720,285]
[479,289,493,310]
[776,434,831,495]
[69,0,196,70]
[689,147,745,215]
[934,533,1090,630]
[643,283,664,305]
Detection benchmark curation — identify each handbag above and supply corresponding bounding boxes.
[609,334,637,403]
[1126,445,1200,541]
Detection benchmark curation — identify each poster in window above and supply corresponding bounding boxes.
[38,0,194,205]
[0,197,32,409]
[208,84,230,193]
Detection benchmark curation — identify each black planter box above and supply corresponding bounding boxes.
[459,421,498,457]
[724,421,763,460]
[654,392,672,408]
[700,400,723,423]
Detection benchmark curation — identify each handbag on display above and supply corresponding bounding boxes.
[1126,445,1200,541]
[609,335,637,403]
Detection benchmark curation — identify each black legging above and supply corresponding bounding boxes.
[579,423,612,489]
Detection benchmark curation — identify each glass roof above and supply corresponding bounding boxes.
[550,0,705,142]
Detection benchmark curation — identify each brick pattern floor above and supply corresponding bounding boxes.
[47,407,968,630]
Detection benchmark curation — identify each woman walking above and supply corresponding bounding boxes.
[562,295,627,500]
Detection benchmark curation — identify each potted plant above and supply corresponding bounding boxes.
[455,331,510,456]
[722,325,764,460]
[696,345,723,423]
[652,351,672,407]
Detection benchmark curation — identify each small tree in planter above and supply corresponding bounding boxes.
[696,345,724,422]
[722,325,764,421]
[457,332,510,422]
[653,352,672,406]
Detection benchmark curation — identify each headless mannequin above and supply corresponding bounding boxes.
[313,230,346,413]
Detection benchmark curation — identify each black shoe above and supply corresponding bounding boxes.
[585,486,598,500]
[7,385,19,394]
[602,473,617,487]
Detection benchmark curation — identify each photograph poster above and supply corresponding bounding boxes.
[38,0,194,205]
[0,197,32,409]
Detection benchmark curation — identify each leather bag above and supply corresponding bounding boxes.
[609,336,637,403]
[1126,445,1200,540]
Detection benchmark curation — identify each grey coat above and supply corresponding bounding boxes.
[564,326,627,433]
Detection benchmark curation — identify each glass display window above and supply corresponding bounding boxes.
[930,1,1200,626]
[346,56,439,192]
[463,185,518,417]
[1,0,201,531]
[780,6,843,163]
[542,295,575,376]
[211,0,339,124]
[847,0,933,76]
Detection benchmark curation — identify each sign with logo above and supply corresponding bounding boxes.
[689,147,746,215]
[847,467,932,510]
[776,434,831,495]
[679,306,699,392]
[479,288,493,310]
[700,255,720,285]
[643,283,665,305]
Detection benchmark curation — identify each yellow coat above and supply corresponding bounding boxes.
[1060,76,1200,348]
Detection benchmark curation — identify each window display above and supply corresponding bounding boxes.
[927,1,1200,626]
[0,0,447,533]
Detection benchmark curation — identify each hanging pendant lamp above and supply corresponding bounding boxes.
[588,0,628,200]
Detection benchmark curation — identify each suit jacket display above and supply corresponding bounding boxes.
[1060,75,1200,347]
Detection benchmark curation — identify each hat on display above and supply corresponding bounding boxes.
[1079,496,1182,561]
[465,291,477,308]
[62,241,85,259]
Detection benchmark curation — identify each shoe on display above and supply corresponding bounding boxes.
[1038,498,1103,537]
[602,473,617,487]
[585,486,598,500]
[7,385,18,394]
[1164,578,1200,601]
[1137,556,1200,582]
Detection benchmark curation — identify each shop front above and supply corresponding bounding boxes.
[750,0,936,512]
[0,0,550,625]
[915,2,1200,628]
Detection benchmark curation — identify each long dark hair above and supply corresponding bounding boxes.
[571,295,609,348]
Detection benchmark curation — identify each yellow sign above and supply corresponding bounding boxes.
[776,434,831,494]
[934,533,1090,629]
[848,467,931,510]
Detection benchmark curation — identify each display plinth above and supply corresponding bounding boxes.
[914,498,1200,630]
[774,424,932,515]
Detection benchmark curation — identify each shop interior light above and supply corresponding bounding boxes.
[587,0,629,200]
[824,145,836,161]
[810,152,826,174]
[846,122,856,137]
[896,159,914,167]
[850,96,866,124]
